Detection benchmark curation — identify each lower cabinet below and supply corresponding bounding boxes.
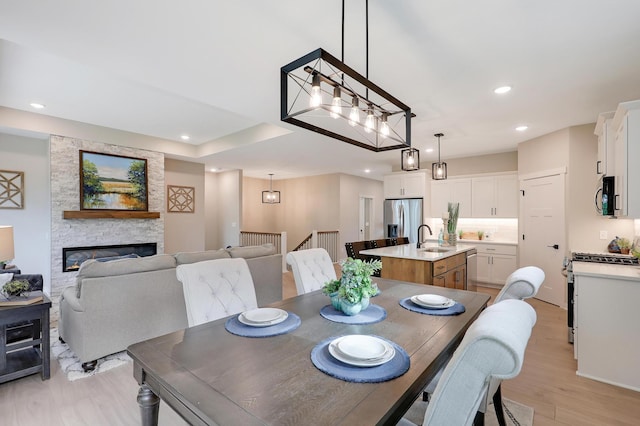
[432,253,467,290]
[476,244,517,286]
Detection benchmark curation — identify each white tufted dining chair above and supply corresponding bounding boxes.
[398,299,537,426]
[176,258,258,327]
[422,265,545,425]
[495,265,545,303]
[286,248,337,295]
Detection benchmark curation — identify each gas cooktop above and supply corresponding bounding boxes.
[571,252,639,265]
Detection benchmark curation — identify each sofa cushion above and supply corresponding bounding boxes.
[174,249,231,265]
[78,254,176,279]
[227,243,277,259]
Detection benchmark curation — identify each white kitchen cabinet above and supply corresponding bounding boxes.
[612,100,640,218]
[430,178,472,218]
[384,172,426,199]
[594,111,615,176]
[471,174,518,218]
[574,270,640,391]
[475,243,517,287]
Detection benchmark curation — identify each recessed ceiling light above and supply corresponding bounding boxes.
[210,168,218,172]
[364,169,371,173]
[180,135,190,141]
[30,102,45,109]
[425,148,434,153]
[494,86,512,94]
[515,125,528,131]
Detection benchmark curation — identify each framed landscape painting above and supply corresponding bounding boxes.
[80,151,148,211]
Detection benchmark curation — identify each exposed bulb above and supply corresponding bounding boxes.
[310,74,322,107]
[364,108,375,133]
[330,87,342,119]
[436,166,444,177]
[407,155,414,165]
[380,113,390,138]
[349,97,360,126]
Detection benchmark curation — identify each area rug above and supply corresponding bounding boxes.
[404,396,534,426]
[50,328,132,382]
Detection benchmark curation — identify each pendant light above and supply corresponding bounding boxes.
[262,174,281,204]
[401,147,420,171]
[431,133,447,180]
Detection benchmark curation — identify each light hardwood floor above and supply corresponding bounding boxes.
[1,272,639,425]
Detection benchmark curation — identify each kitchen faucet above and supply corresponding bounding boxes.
[417,224,433,248]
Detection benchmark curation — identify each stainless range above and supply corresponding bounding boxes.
[563,251,639,343]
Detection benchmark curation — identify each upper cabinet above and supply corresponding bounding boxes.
[471,174,518,218]
[612,100,640,218]
[594,111,615,176]
[430,179,472,218]
[384,172,426,199]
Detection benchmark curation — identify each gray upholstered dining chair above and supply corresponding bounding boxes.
[398,299,537,426]
[423,265,545,425]
[176,258,258,327]
[286,248,337,295]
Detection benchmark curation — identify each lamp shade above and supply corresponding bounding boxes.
[0,226,15,262]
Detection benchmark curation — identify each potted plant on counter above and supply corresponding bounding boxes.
[617,237,632,254]
[322,257,381,316]
[447,202,460,245]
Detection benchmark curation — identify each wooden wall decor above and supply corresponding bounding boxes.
[167,185,195,213]
[0,170,24,209]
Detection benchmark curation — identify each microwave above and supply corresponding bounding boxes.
[601,175,615,216]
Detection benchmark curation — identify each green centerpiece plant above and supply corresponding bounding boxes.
[447,202,460,245]
[322,257,381,316]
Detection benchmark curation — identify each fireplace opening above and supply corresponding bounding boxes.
[62,242,157,272]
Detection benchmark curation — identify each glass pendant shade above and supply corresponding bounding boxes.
[401,148,420,171]
[310,73,322,107]
[432,162,447,180]
[348,97,360,126]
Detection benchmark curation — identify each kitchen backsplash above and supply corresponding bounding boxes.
[425,217,518,243]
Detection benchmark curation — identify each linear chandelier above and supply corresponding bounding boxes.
[262,174,281,204]
[280,1,412,152]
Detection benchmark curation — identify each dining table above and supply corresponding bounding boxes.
[127,278,490,426]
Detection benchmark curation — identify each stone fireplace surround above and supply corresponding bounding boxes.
[50,135,165,321]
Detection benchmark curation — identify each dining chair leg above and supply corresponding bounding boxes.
[492,384,507,426]
[473,409,485,426]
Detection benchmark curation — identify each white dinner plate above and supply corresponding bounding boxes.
[329,336,395,367]
[411,295,455,309]
[238,308,288,327]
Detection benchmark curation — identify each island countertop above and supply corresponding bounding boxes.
[360,243,476,261]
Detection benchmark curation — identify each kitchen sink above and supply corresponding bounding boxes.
[419,247,452,253]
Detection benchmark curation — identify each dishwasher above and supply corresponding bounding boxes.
[466,249,478,291]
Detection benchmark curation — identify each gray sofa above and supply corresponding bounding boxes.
[58,244,282,369]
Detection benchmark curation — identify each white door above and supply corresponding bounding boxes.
[359,196,373,240]
[520,173,566,306]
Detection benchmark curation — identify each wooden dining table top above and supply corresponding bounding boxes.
[127,278,490,426]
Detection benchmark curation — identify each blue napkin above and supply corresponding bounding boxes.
[225,312,301,337]
[399,297,465,316]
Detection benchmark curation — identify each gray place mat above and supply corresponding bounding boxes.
[311,335,410,383]
[320,303,387,324]
[399,297,465,316]
[225,312,301,337]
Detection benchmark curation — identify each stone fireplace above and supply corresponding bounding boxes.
[50,135,165,322]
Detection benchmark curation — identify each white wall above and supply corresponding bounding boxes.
[164,158,205,254]
[0,133,51,291]
[205,170,242,249]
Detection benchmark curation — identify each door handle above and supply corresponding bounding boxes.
[547,244,559,250]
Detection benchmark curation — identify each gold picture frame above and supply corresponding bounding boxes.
[0,170,24,209]
[167,185,195,213]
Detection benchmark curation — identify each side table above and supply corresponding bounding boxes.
[0,295,51,383]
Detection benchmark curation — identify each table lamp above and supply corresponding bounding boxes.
[0,226,15,269]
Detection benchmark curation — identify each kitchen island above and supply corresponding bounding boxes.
[572,261,640,391]
[360,243,476,289]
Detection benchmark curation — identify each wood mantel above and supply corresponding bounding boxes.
[63,211,161,219]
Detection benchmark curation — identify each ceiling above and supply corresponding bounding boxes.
[2,1,640,181]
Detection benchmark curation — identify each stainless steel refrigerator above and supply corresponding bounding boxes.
[383,198,424,244]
